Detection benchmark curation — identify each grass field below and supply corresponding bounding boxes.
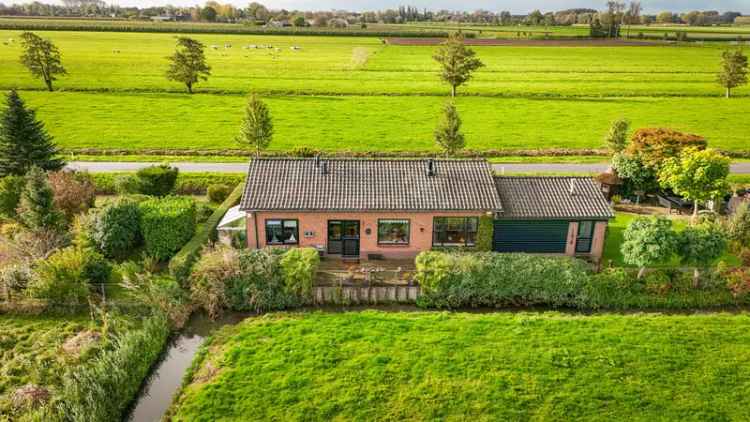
[0,314,98,418]
[1,29,748,156]
[170,311,750,421]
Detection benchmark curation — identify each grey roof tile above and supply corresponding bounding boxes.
[240,158,503,212]
[494,176,614,220]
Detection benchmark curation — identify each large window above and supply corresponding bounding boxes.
[433,217,478,247]
[575,221,594,253]
[266,219,299,245]
[378,219,410,245]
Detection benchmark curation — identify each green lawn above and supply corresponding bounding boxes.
[1,30,747,156]
[171,311,750,421]
[602,212,741,267]
[0,314,98,418]
[20,91,750,153]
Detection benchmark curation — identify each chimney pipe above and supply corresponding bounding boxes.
[569,179,576,195]
[427,159,436,177]
[320,161,328,175]
[315,155,320,168]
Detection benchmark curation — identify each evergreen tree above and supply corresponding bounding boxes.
[717,49,748,98]
[432,33,484,97]
[165,37,211,94]
[236,94,273,157]
[434,101,465,157]
[0,90,65,177]
[17,166,65,232]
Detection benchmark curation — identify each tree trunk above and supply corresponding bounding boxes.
[726,87,731,98]
[638,267,646,279]
[45,78,53,92]
[692,200,699,224]
[451,85,456,98]
[187,83,193,94]
[692,268,700,288]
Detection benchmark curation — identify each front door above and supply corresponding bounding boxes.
[328,220,360,257]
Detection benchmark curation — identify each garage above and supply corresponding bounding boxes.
[493,220,569,253]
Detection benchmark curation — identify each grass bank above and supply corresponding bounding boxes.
[170,311,750,421]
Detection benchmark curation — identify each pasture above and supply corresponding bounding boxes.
[1,30,748,156]
[170,311,750,421]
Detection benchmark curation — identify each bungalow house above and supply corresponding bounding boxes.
[240,158,613,260]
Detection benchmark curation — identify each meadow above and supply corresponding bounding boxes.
[1,29,748,156]
[170,311,750,421]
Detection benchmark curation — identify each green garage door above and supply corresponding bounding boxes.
[493,220,570,253]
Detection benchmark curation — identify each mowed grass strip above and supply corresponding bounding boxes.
[171,311,750,421]
[22,91,750,152]
[0,30,746,97]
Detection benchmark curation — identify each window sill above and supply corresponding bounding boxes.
[377,243,410,247]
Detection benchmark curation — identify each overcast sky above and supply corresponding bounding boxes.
[87,0,750,13]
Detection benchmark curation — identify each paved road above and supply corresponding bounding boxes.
[68,161,750,174]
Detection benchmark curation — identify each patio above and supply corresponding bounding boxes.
[315,258,416,287]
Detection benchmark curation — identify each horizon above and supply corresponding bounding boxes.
[8,0,750,14]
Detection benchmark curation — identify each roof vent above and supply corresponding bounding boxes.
[315,155,321,168]
[427,159,436,177]
[320,161,329,175]
[569,179,576,195]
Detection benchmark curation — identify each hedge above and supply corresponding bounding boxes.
[139,197,197,261]
[91,172,245,195]
[169,183,244,283]
[415,251,750,310]
[37,314,170,422]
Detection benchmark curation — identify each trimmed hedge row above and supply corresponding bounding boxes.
[140,197,197,261]
[169,183,244,283]
[91,172,245,195]
[415,251,750,310]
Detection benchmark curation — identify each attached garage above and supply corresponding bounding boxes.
[493,220,569,253]
[493,176,615,259]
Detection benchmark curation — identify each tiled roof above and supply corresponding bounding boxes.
[240,158,502,212]
[494,176,614,220]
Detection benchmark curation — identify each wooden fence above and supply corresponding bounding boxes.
[312,285,421,305]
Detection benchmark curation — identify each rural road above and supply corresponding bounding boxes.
[67,161,750,174]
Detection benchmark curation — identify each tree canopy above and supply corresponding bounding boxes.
[676,222,727,286]
[166,37,211,94]
[237,94,273,157]
[717,49,748,98]
[0,90,65,177]
[434,101,465,156]
[658,147,731,219]
[19,32,67,92]
[604,118,630,155]
[621,216,677,278]
[432,33,484,97]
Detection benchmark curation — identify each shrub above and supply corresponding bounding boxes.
[726,202,750,249]
[168,183,243,283]
[189,247,240,318]
[27,247,104,304]
[227,248,298,312]
[415,252,592,309]
[140,196,196,261]
[0,263,32,301]
[88,198,141,259]
[135,164,179,197]
[47,170,96,221]
[280,248,320,299]
[207,184,232,203]
[114,174,141,195]
[195,202,215,223]
[0,175,24,218]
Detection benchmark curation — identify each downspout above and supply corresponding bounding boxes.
[253,211,260,249]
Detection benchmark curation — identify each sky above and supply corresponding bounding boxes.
[89,0,750,14]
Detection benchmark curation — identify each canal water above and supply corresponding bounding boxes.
[125,312,251,422]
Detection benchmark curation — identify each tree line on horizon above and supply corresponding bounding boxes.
[0,0,746,28]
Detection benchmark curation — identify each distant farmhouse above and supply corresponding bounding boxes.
[238,158,613,261]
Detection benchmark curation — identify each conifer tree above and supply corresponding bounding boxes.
[0,89,64,177]
[17,166,64,232]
